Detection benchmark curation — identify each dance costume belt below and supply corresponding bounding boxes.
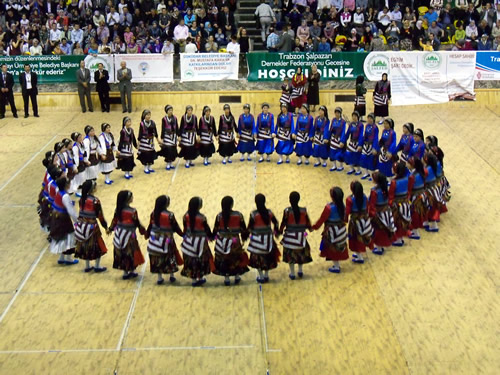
[313,132,324,145]
[329,136,341,149]
[346,141,359,153]
[277,127,291,141]
[200,131,213,144]
[296,130,309,143]
[162,132,177,146]
[139,137,155,152]
[219,130,234,143]
[240,129,254,142]
[258,128,272,140]
[362,143,373,155]
[180,131,196,146]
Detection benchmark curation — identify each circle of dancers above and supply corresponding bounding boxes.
[37,104,450,286]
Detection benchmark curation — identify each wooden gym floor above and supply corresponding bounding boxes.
[0,92,498,375]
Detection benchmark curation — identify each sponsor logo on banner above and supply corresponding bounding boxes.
[139,62,149,75]
[474,51,500,80]
[84,54,114,83]
[363,53,390,81]
[422,52,442,70]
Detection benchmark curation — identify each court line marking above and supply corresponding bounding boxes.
[0,345,256,355]
[115,158,180,352]
[115,261,147,351]
[0,135,58,193]
[258,285,282,353]
[0,246,47,325]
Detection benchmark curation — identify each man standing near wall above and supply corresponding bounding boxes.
[76,60,93,113]
[94,63,110,113]
[0,64,18,119]
[19,64,39,118]
[117,61,132,113]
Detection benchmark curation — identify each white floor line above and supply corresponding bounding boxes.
[258,285,270,353]
[0,135,58,193]
[115,159,179,352]
[115,261,148,351]
[0,345,256,355]
[0,246,47,325]
[123,345,255,352]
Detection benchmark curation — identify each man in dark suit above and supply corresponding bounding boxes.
[0,64,18,119]
[277,25,293,52]
[217,5,235,37]
[19,64,39,118]
[76,60,93,113]
[94,63,110,112]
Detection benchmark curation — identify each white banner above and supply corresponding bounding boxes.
[180,53,239,82]
[84,54,115,83]
[386,52,475,106]
[114,53,174,83]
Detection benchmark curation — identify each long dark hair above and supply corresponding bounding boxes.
[80,180,95,209]
[394,161,407,179]
[425,152,438,176]
[188,197,201,231]
[374,172,388,196]
[351,181,364,211]
[221,196,233,230]
[48,165,63,180]
[56,176,68,192]
[411,157,426,181]
[43,151,54,167]
[330,186,345,219]
[115,190,132,221]
[289,191,301,223]
[255,193,270,225]
[153,195,169,226]
[431,146,444,167]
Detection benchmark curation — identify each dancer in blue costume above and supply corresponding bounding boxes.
[294,104,314,165]
[275,103,295,165]
[312,105,331,167]
[237,104,256,161]
[256,103,275,163]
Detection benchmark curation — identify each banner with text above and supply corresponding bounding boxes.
[475,51,500,80]
[114,53,174,83]
[0,55,83,84]
[385,51,476,106]
[180,53,239,82]
[247,52,367,81]
[84,54,115,83]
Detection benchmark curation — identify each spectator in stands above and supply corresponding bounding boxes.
[112,36,126,54]
[369,32,386,51]
[455,22,466,42]
[120,6,133,27]
[29,39,43,55]
[340,8,352,33]
[162,39,175,54]
[215,28,227,47]
[237,27,250,53]
[477,20,491,39]
[288,5,302,31]
[429,33,441,51]
[309,19,322,43]
[493,35,500,51]
[185,37,197,53]
[174,18,189,52]
[297,20,310,46]
[277,24,293,52]
[353,8,365,34]
[205,35,219,52]
[317,36,331,52]
[377,7,391,33]
[391,5,403,29]
[477,34,492,50]
[267,27,280,52]
[126,36,139,54]
[345,0,356,12]
[255,0,276,43]
[72,42,84,55]
[59,38,72,55]
[293,37,303,52]
[227,35,240,55]
[466,20,478,39]
[493,20,500,40]
[323,21,336,46]
[184,8,196,27]
[218,5,235,38]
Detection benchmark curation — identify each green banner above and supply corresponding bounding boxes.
[0,55,84,84]
[246,52,367,82]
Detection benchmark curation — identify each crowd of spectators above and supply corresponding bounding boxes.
[259,0,500,52]
[0,0,248,56]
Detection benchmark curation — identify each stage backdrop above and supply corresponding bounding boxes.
[475,51,500,81]
[0,55,83,84]
[246,52,367,81]
[384,51,476,106]
[114,53,174,83]
[180,53,239,82]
